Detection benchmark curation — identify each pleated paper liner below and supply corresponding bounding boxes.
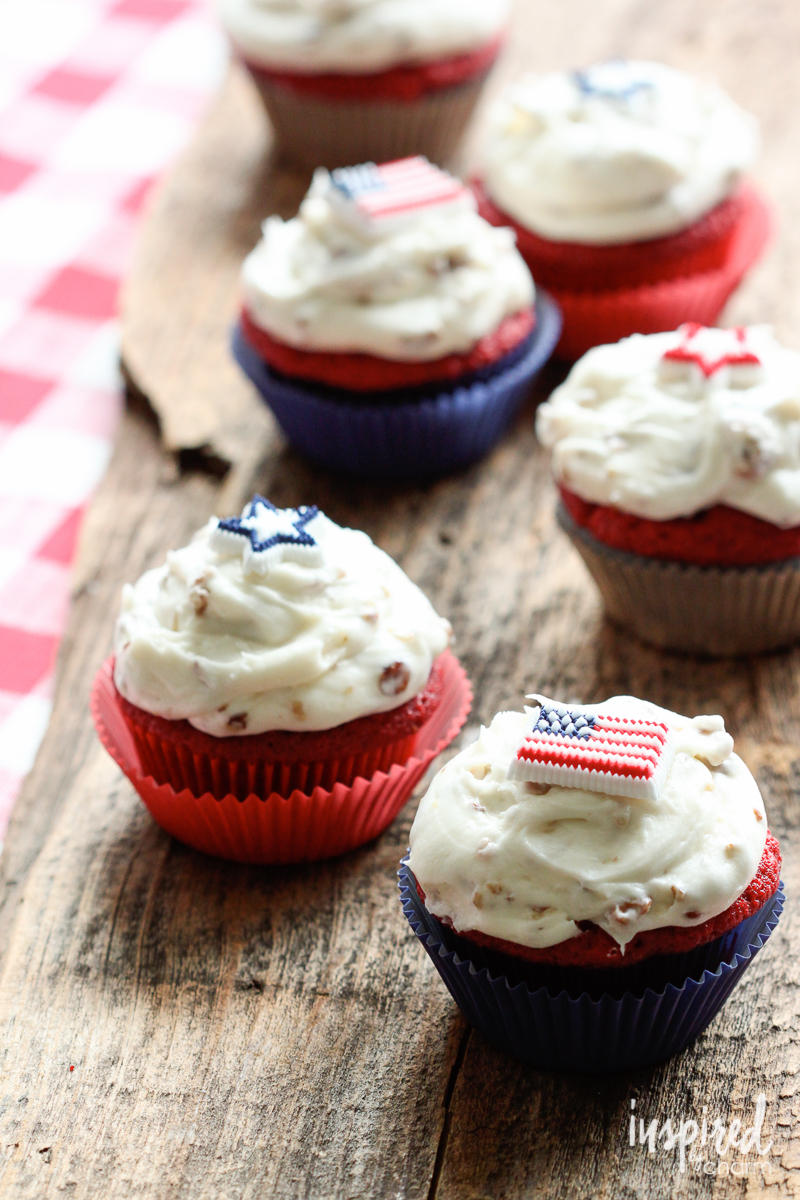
[537,186,771,361]
[399,859,784,1073]
[558,503,800,656]
[91,654,472,864]
[232,291,562,480]
[243,66,490,171]
[116,652,451,800]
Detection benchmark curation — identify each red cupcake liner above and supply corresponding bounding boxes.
[475,181,772,360]
[115,653,448,800]
[91,652,472,864]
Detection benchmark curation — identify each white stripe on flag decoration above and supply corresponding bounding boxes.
[508,696,677,801]
[328,156,473,228]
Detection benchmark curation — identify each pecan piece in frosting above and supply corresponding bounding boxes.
[190,574,211,616]
[379,661,410,696]
[610,897,652,925]
[227,712,248,731]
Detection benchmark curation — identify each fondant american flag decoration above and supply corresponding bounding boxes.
[329,157,472,228]
[508,697,677,801]
[659,324,764,387]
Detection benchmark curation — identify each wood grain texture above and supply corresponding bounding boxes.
[3,0,800,1197]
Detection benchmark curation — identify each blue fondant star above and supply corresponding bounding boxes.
[573,60,653,103]
[217,496,320,556]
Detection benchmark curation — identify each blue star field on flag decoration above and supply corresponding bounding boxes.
[531,701,596,741]
[212,496,323,572]
[330,162,384,201]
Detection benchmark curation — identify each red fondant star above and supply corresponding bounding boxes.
[661,323,762,378]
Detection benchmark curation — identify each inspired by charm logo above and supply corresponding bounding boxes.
[629,1095,775,1175]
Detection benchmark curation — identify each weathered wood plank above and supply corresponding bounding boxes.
[2,0,800,1196]
[0,402,467,1199]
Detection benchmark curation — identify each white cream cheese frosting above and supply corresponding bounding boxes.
[242,167,534,362]
[113,498,451,736]
[536,325,800,527]
[217,0,509,75]
[408,697,767,950]
[481,60,758,245]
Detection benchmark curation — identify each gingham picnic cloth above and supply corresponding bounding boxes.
[0,0,226,836]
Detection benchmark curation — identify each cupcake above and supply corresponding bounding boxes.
[216,0,509,169]
[537,323,800,655]
[401,694,783,1071]
[92,496,472,864]
[473,60,772,360]
[232,157,561,479]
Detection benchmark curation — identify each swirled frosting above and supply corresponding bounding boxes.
[217,0,509,74]
[113,498,451,736]
[536,325,800,526]
[241,166,534,362]
[408,698,767,950]
[481,60,758,245]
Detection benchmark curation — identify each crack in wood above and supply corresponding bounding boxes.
[427,1027,472,1200]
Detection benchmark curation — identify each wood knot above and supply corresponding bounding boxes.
[236,976,265,993]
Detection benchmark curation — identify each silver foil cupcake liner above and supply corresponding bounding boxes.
[399,859,784,1073]
[246,70,488,170]
[558,504,800,656]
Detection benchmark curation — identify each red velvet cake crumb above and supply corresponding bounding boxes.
[419,833,781,969]
[560,486,800,567]
[118,652,446,763]
[243,37,503,103]
[240,307,536,392]
[473,177,749,292]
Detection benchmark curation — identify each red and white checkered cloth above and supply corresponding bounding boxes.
[0,0,225,835]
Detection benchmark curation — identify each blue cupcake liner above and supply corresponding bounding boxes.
[232,292,561,480]
[399,859,784,1073]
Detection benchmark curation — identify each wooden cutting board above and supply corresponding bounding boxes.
[2,1,800,1196]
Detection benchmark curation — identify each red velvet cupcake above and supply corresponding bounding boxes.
[216,0,509,168]
[475,60,771,359]
[537,324,800,655]
[233,158,561,479]
[115,651,448,801]
[92,497,472,863]
[402,697,783,1070]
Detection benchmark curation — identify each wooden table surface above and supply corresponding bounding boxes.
[2,2,800,1197]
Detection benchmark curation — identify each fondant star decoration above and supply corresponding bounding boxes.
[659,324,764,387]
[573,60,654,104]
[508,696,676,802]
[329,156,471,231]
[211,496,323,573]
